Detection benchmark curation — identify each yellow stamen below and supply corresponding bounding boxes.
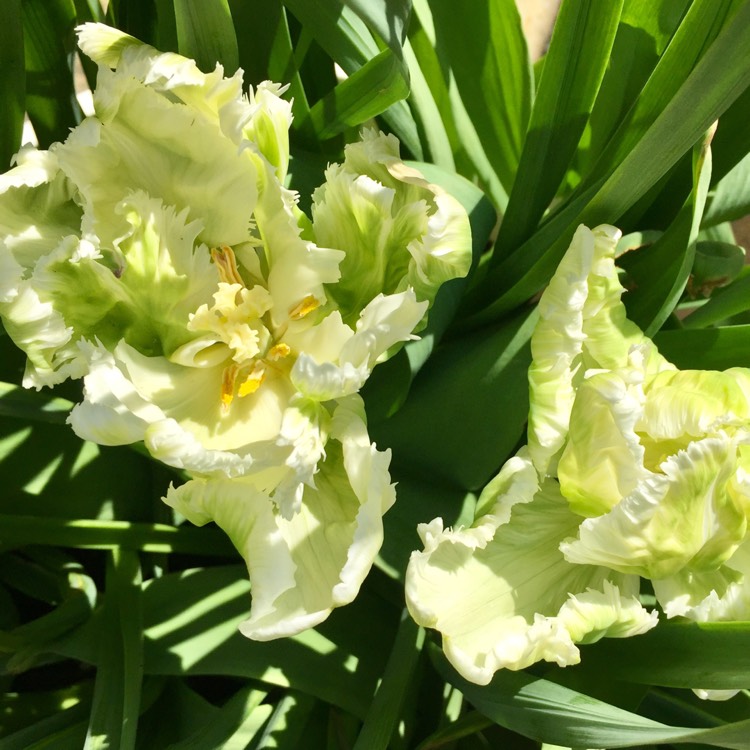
[289,294,320,320]
[220,364,238,411]
[268,343,291,360]
[211,246,244,286]
[238,365,266,397]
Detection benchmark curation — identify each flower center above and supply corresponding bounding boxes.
[187,246,317,410]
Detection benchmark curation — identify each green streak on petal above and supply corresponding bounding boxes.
[312,129,471,326]
[406,452,653,684]
[563,434,749,579]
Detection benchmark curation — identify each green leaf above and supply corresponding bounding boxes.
[654,324,750,370]
[0,0,24,169]
[406,1,508,209]
[343,0,411,57]
[493,0,623,259]
[434,646,750,749]
[0,420,156,524]
[0,382,73,424]
[164,685,269,750]
[581,620,750,691]
[712,77,750,183]
[466,0,750,326]
[400,33,453,171]
[0,683,92,738]
[134,678,219,748]
[84,550,142,750]
[21,0,81,148]
[173,0,239,73]
[683,269,750,329]
[0,704,88,749]
[686,241,746,302]
[0,515,235,556]
[52,566,400,720]
[252,692,315,749]
[426,0,530,195]
[575,0,692,180]
[306,49,409,139]
[228,0,310,122]
[282,0,419,155]
[583,0,742,193]
[107,0,158,44]
[619,125,713,335]
[704,150,750,226]
[353,611,425,750]
[370,308,536,491]
[3,584,95,674]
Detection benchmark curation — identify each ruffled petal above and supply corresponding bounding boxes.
[163,396,395,639]
[311,128,471,325]
[406,451,654,685]
[527,224,671,476]
[561,433,750,579]
[557,356,650,517]
[54,68,258,249]
[0,147,82,270]
[289,290,427,401]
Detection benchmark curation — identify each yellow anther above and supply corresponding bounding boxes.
[238,365,265,397]
[220,364,238,411]
[268,343,291,361]
[211,246,244,286]
[289,294,320,320]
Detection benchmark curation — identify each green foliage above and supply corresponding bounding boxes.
[4,0,750,747]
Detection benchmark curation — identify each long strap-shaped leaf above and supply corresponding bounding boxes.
[343,0,411,62]
[283,0,417,151]
[174,0,239,73]
[492,0,623,261]
[427,0,532,197]
[0,514,235,556]
[655,324,750,370]
[306,49,409,140]
[466,0,750,326]
[619,125,714,335]
[581,620,750,691]
[434,647,750,749]
[0,0,24,169]
[353,611,425,750]
[52,566,401,720]
[587,0,743,184]
[21,0,82,148]
[84,550,143,750]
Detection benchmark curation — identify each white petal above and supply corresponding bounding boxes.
[561,434,749,579]
[527,224,671,476]
[68,341,165,444]
[406,452,654,685]
[163,397,394,639]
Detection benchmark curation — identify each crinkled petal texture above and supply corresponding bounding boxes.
[527,224,672,476]
[77,23,292,179]
[405,451,656,685]
[561,432,750,579]
[311,128,471,326]
[0,149,86,387]
[163,396,396,638]
[0,22,476,642]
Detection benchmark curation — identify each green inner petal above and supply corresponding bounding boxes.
[55,72,258,249]
[563,434,749,578]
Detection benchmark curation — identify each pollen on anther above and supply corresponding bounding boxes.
[289,294,320,320]
[238,371,265,397]
[268,343,291,360]
[220,364,238,411]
